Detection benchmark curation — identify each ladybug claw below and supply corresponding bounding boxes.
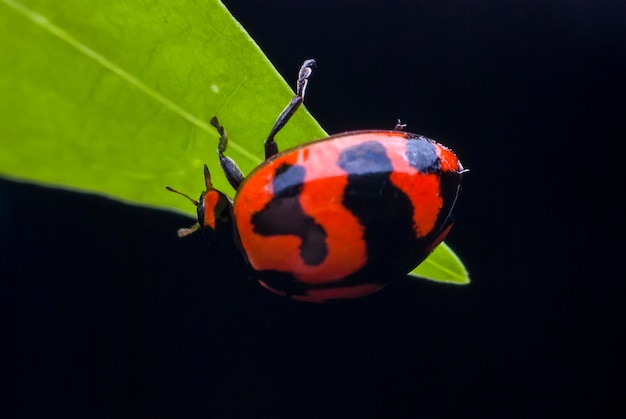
[394,119,407,131]
[177,223,201,237]
[166,186,199,206]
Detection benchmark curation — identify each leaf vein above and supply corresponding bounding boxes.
[1,0,259,163]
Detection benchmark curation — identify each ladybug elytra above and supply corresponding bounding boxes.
[167,59,464,302]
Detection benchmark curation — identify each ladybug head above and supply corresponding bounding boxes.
[166,164,233,238]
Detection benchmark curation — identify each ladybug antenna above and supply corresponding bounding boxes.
[165,186,199,206]
[165,186,202,237]
[165,163,215,205]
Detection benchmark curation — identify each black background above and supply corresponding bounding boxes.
[3,1,624,418]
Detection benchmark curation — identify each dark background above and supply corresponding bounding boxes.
[3,0,624,417]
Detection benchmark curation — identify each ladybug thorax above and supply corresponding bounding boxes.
[200,189,233,236]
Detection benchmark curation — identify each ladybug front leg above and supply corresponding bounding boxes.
[210,116,245,190]
[264,59,316,160]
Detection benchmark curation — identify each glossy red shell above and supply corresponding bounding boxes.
[230,130,463,302]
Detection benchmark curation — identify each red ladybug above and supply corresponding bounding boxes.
[167,59,464,302]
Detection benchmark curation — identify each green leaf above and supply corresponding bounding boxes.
[0,0,325,212]
[409,242,470,285]
[0,0,468,285]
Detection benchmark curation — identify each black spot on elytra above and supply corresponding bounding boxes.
[337,140,393,174]
[271,163,303,197]
[337,141,441,277]
[337,142,418,275]
[251,163,328,266]
[405,136,441,173]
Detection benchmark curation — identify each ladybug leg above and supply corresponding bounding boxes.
[264,59,316,160]
[394,119,407,131]
[210,116,245,190]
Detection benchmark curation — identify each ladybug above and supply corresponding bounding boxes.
[167,59,464,302]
